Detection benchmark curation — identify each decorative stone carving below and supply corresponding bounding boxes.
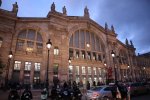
[51,2,55,12]
[62,6,67,15]
[111,25,115,33]
[105,22,108,31]
[84,6,89,18]
[125,38,129,45]
[12,2,18,14]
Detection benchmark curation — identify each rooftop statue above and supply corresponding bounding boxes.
[12,2,18,14]
[63,6,67,15]
[51,2,55,12]
[84,6,89,18]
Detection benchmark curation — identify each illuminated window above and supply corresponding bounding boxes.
[16,40,24,50]
[34,63,40,71]
[93,67,97,75]
[88,67,91,75]
[54,47,59,55]
[14,61,21,70]
[75,66,79,75]
[16,29,43,53]
[82,66,86,75]
[53,63,59,75]
[69,65,73,74]
[25,62,31,71]
[82,51,85,59]
[76,51,79,58]
[98,68,102,75]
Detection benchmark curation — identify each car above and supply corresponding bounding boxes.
[86,85,114,100]
[126,82,147,96]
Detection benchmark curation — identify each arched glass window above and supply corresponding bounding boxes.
[69,29,104,61]
[16,29,43,53]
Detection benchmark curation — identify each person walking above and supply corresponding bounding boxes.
[41,88,48,100]
[8,88,20,100]
[86,81,90,90]
[21,86,32,100]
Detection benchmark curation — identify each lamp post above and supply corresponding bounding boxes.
[5,51,13,87]
[127,65,130,82]
[143,67,145,80]
[111,50,117,84]
[104,63,107,84]
[68,57,71,65]
[46,39,52,97]
[68,57,71,81]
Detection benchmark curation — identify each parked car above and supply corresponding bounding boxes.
[127,82,147,96]
[86,85,114,100]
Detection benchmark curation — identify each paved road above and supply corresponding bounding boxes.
[1,89,150,100]
[131,94,150,100]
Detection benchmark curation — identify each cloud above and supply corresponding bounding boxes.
[1,0,150,53]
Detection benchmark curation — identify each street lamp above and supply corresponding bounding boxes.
[46,39,52,97]
[68,57,71,65]
[5,51,13,88]
[128,65,130,68]
[104,63,107,84]
[68,57,71,81]
[143,67,146,80]
[111,50,117,84]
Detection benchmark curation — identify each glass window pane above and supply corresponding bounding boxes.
[17,40,24,51]
[80,30,85,49]
[27,30,35,40]
[25,62,31,71]
[18,30,26,39]
[36,43,43,53]
[69,35,73,47]
[88,67,91,75]
[86,31,90,44]
[74,31,79,48]
[54,47,59,55]
[34,63,40,71]
[82,66,86,75]
[91,33,95,51]
[69,65,73,74]
[75,66,79,75]
[37,32,42,42]
[98,68,102,75]
[93,67,97,75]
[27,41,34,48]
[53,63,59,75]
[14,61,21,70]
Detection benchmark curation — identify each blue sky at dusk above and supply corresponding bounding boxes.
[1,0,150,54]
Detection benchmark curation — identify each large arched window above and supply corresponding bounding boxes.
[16,29,43,53]
[69,30,105,61]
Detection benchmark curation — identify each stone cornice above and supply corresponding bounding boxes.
[0,8,17,20]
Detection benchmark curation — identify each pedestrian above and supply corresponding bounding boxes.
[93,81,96,87]
[8,88,20,100]
[118,85,128,100]
[111,85,117,100]
[86,81,90,90]
[21,86,32,100]
[41,88,48,100]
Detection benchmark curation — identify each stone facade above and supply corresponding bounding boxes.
[0,2,150,86]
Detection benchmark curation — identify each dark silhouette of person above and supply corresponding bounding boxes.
[86,81,90,90]
[8,88,20,100]
[93,81,96,86]
[21,86,32,100]
[41,88,48,100]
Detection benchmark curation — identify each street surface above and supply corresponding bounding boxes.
[0,89,150,100]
